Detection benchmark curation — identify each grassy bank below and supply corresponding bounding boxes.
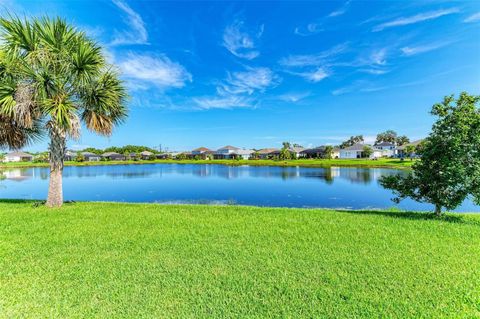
[0,158,414,169]
[0,201,478,317]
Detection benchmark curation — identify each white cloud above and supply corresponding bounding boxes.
[294,23,323,36]
[111,0,148,45]
[464,12,480,23]
[328,0,351,18]
[218,67,280,95]
[305,68,329,82]
[359,68,389,75]
[373,8,460,32]
[279,92,310,103]
[193,96,254,110]
[222,20,262,60]
[118,53,192,89]
[279,43,348,67]
[370,48,388,65]
[401,41,451,56]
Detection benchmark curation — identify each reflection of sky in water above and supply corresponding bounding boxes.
[0,164,478,212]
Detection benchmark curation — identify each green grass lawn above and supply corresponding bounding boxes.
[0,201,478,317]
[0,157,414,170]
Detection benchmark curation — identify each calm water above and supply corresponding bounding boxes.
[0,164,478,212]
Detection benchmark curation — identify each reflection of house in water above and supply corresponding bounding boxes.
[0,169,35,181]
[337,167,374,184]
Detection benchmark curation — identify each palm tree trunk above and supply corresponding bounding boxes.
[46,126,66,208]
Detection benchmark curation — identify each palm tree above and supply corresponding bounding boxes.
[0,16,128,207]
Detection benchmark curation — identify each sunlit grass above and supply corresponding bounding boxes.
[0,201,478,317]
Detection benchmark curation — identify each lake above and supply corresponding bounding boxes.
[0,163,478,212]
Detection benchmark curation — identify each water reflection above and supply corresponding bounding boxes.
[0,164,474,212]
[0,164,408,184]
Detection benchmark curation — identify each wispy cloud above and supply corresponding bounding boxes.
[279,43,348,67]
[401,41,452,56]
[118,53,192,89]
[294,1,351,36]
[328,0,351,18]
[193,67,278,110]
[302,68,330,82]
[193,95,254,110]
[294,23,323,36]
[111,0,148,45]
[279,92,310,103]
[464,12,480,23]
[223,20,263,60]
[372,8,460,32]
[218,67,280,95]
[359,68,390,75]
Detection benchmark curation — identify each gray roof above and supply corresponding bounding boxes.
[6,151,32,157]
[232,149,254,155]
[397,139,424,150]
[140,151,154,156]
[218,145,239,151]
[257,148,278,154]
[375,142,395,147]
[81,152,99,156]
[342,143,371,151]
[102,152,122,157]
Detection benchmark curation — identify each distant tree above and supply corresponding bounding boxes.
[176,153,187,160]
[251,150,260,160]
[292,143,303,148]
[405,144,416,160]
[280,142,293,160]
[362,145,373,158]
[380,92,480,216]
[82,147,103,155]
[396,135,410,146]
[375,130,397,144]
[76,152,85,162]
[324,145,333,159]
[340,135,364,148]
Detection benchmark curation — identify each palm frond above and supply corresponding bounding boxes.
[80,68,128,136]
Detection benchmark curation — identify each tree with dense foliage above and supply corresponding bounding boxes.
[75,152,85,162]
[280,142,293,160]
[324,145,333,159]
[340,135,364,148]
[362,145,373,158]
[0,17,127,207]
[375,130,397,144]
[396,135,410,146]
[405,144,416,160]
[380,92,480,216]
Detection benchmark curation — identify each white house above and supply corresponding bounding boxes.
[232,149,254,160]
[373,142,396,157]
[3,151,34,162]
[81,152,101,161]
[340,144,380,159]
[214,145,240,159]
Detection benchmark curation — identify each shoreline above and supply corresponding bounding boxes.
[0,158,414,170]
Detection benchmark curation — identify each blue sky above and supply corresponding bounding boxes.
[2,0,480,152]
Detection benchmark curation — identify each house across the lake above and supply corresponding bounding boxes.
[232,149,254,160]
[82,152,101,161]
[3,151,34,162]
[256,148,278,159]
[102,152,126,161]
[373,142,396,157]
[214,145,240,159]
[190,147,214,159]
[396,139,424,158]
[300,146,340,159]
[64,150,77,161]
